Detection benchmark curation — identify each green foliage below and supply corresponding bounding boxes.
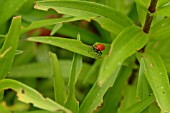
[65,34,82,113]
[49,52,67,105]
[80,66,121,113]
[0,16,21,79]
[0,0,27,25]
[34,1,133,35]
[143,51,170,112]
[0,79,71,113]
[97,26,148,85]
[0,0,170,113]
[149,17,170,40]
[28,36,101,59]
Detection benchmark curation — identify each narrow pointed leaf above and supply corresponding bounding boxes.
[150,17,170,40]
[98,26,148,85]
[136,58,152,100]
[65,53,82,113]
[27,36,108,59]
[0,16,21,79]
[119,94,155,113]
[79,66,121,113]
[21,16,82,33]
[49,52,67,105]
[0,0,27,25]
[65,34,82,113]
[98,66,132,113]
[0,79,72,113]
[143,51,170,112]
[34,1,133,34]
[157,4,170,17]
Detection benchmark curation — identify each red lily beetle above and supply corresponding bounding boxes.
[95,44,105,51]
[90,44,105,56]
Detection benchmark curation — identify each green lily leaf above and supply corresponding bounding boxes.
[34,1,133,35]
[28,36,109,59]
[0,0,27,25]
[65,34,82,113]
[0,16,21,79]
[98,26,148,85]
[150,17,170,40]
[143,51,170,112]
[0,79,72,113]
[49,52,67,105]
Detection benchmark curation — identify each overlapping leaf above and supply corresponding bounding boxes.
[98,26,148,85]
[98,66,132,113]
[65,34,82,113]
[0,16,21,79]
[0,79,71,113]
[149,17,170,40]
[136,56,152,100]
[157,0,170,7]
[21,16,83,33]
[49,52,67,105]
[157,3,170,17]
[79,66,121,113]
[28,36,108,59]
[0,0,27,25]
[143,51,170,112]
[34,1,133,35]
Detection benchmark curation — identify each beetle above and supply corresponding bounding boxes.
[90,44,105,56]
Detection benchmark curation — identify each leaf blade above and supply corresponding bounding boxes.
[149,17,170,40]
[120,94,155,113]
[0,0,27,25]
[65,34,82,113]
[79,66,121,113]
[136,57,152,100]
[156,4,170,17]
[21,16,83,33]
[27,36,103,59]
[98,26,148,85]
[143,51,170,112]
[65,54,82,113]
[98,66,132,113]
[0,79,72,113]
[49,52,67,105]
[0,16,21,79]
[34,1,133,34]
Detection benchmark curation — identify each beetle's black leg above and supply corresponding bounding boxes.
[99,51,102,56]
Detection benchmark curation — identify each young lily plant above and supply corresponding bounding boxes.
[0,0,170,113]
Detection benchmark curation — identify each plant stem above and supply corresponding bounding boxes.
[143,0,158,33]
